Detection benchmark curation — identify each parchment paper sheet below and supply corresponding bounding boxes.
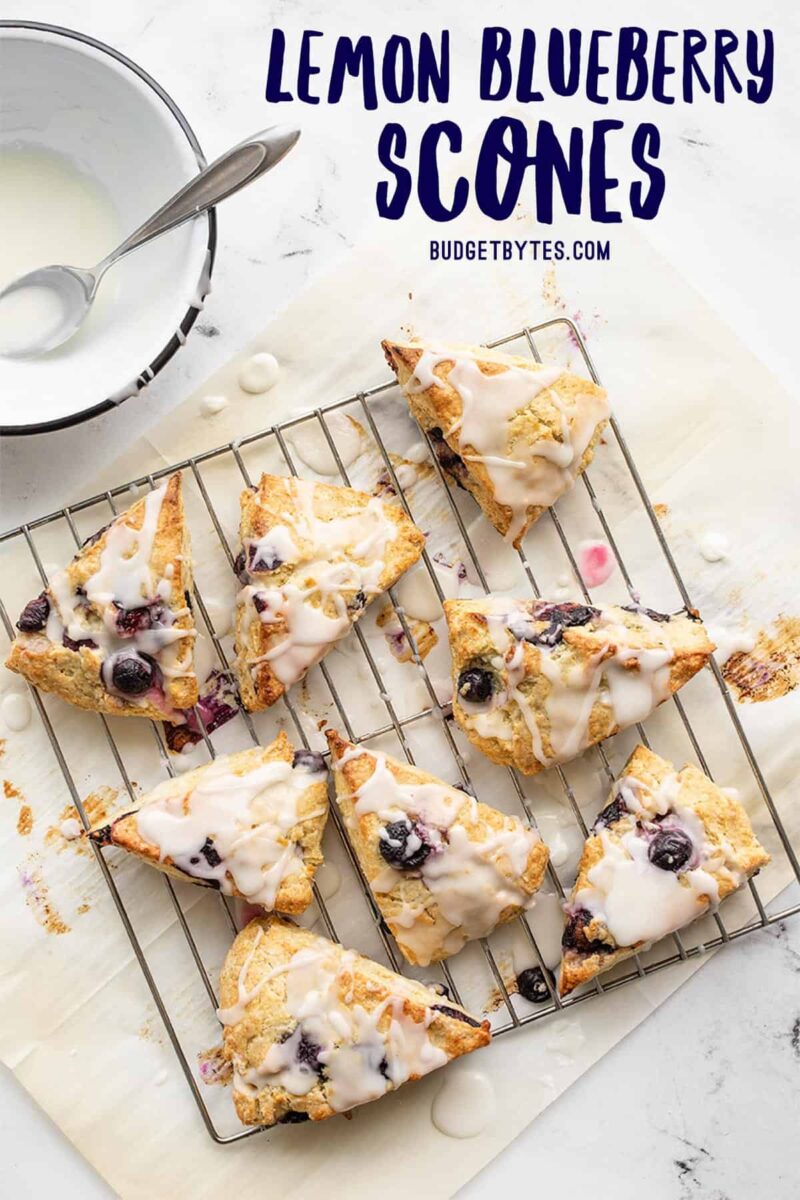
[1,204,798,1200]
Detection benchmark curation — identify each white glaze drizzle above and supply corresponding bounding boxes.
[573,763,748,950]
[135,752,326,908]
[240,479,400,688]
[222,928,449,1112]
[574,770,731,948]
[461,601,691,768]
[34,482,195,708]
[337,746,540,963]
[408,346,609,542]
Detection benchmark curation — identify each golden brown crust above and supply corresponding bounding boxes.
[558,744,770,995]
[220,916,490,1126]
[445,598,715,776]
[234,474,425,711]
[88,733,327,914]
[5,474,197,721]
[382,338,608,547]
[326,730,549,965]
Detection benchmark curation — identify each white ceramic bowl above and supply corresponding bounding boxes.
[0,22,216,434]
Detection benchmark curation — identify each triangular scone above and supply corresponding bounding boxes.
[445,598,715,776]
[88,734,328,914]
[233,473,425,710]
[327,730,549,966]
[218,916,490,1126]
[559,744,770,996]
[5,473,197,722]
[382,338,609,547]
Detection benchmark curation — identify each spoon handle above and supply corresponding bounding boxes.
[96,125,300,273]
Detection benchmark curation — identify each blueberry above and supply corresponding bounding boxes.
[378,1055,391,1079]
[534,602,599,628]
[621,604,671,623]
[107,652,156,695]
[456,666,496,704]
[429,427,467,479]
[562,907,612,954]
[81,522,110,549]
[593,793,629,831]
[233,549,248,583]
[184,589,193,612]
[278,1111,310,1124]
[199,837,222,868]
[648,828,693,872]
[292,748,326,774]
[114,604,154,637]
[348,589,367,613]
[432,1003,483,1028]
[516,966,552,1004]
[281,1029,324,1079]
[16,592,50,632]
[253,591,270,614]
[248,542,284,572]
[63,634,98,652]
[378,817,432,870]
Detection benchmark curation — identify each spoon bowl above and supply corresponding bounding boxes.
[0,265,97,357]
[0,124,299,360]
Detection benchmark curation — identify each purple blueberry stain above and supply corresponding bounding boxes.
[63,634,99,651]
[593,793,629,831]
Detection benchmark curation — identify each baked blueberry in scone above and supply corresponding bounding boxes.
[382,338,610,547]
[558,744,770,996]
[326,730,549,966]
[5,473,198,722]
[445,597,715,776]
[233,473,425,711]
[218,916,490,1126]
[88,733,328,913]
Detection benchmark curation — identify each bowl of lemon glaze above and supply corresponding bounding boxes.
[0,21,216,434]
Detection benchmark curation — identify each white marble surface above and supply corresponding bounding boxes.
[1,2,799,1197]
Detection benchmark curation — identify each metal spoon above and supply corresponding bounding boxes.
[0,124,300,359]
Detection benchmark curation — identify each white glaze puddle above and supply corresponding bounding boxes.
[1,692,31,731]
[394,560,460,623]
[525,891,568,969]
[238,352,280,394]
[545,1019,586,1063]
[0,284,66,356]
[707,624,755,664]
[314,861,342,900]
[287,411,363,476]
[59,818,83,840]
[0,147,119,294]
[431,1066,495,1138]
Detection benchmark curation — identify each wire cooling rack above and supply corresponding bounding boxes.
[1,316,798,1144]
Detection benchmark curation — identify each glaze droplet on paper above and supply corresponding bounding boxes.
[697,530,730,562]
[238,352,280,394]
[59,817,83,841]
[431,1067,495,1138]
[2,692,31,731]
[287,412,363,476]
[200,393,228,416]
[578,539,615,587]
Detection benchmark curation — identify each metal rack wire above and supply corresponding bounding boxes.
[1,316,798,1144]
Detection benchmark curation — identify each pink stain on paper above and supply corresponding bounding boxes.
[578,540,616,588]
